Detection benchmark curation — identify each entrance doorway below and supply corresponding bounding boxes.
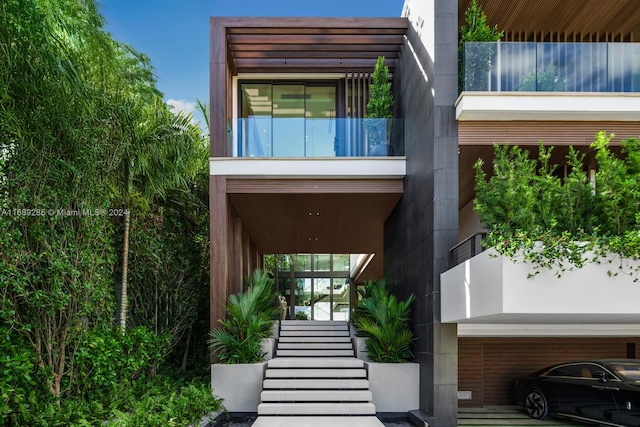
[274,254,353,321]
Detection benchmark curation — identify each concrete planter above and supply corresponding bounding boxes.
[366,361,420,413]
[353,336,372,362]
[441,248,640,324]
[261,337,276,361]
[211,361,267,412]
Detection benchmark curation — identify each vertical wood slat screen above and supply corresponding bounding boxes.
[503,31,634,42]
[345,72,371,156]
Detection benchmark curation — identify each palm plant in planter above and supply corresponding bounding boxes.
[365,56,394,156]
[208,269,278,363]
[352,279,416,363]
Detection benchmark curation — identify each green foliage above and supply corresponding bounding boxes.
[366,56,394,119]
[365,56,394,150]
[516,65,566,91]
[475,132,640,279]
[0,327,45,425]
[0,1,212,424]
[295,311,309,320]
[70,327,168,401]
[352,279,416,363]
[107,379,221,427]
[459,0,503,92]
[208,269,278,363]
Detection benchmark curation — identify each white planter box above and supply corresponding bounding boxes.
[441,248,640,324]
[366,361,420,412]
[353,336,372,362]
[211,361,267,412]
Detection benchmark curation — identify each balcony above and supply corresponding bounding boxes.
[440,248,640,324]
[457,42,640,122]
[228,118,404,158]
[463,42,640,93]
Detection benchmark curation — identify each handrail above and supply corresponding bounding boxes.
[449,232,487,268]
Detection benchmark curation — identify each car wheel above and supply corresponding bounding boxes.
[524,388,549,420]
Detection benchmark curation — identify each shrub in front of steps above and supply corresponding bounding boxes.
[208,269,278,363]
[352,279,416,363]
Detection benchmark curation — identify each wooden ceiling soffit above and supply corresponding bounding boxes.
[225,179,404,194]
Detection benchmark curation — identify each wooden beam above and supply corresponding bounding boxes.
[226,179,404,194]
[231,43,404,52]
[209,176,228,362]
[232,50,400,59]
[210,18,228,158]
[228,34,404,45]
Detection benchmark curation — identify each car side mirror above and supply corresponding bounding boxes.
[594,371,608,383]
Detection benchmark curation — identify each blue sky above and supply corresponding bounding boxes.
[99,0,405,127]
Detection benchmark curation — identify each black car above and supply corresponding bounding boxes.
[515,359,640,426]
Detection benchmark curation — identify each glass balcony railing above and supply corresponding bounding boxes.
[227,118,404,158]
[463,42,640,92]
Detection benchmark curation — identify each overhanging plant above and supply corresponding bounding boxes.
[365,56,394,154]
[207,269,278,363]
[474,132,640,280]
[352,279,416,363]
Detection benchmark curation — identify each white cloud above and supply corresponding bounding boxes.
[166,99,197,117]
[166,99,207,133]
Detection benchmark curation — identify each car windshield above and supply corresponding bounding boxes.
[610,363,640,382]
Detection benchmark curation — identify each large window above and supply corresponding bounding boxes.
[239,82,337,157]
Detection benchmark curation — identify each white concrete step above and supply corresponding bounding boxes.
[278,336,352,343]
[281,320,349,327]
[261,389,373,402]
[257,402,376,415]
[281,324,349,331]
[279,330,350,337]
[268,358,364,369]
[278,343,353,350]
[276,349,354,357]
[263,379,370,389]
[251,416,385,427]
[265,368,366,379]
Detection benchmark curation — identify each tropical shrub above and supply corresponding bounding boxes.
[208,269,278,363]
[352,279,416,363]
[108,378,221,427]
[70,326,169,401]
[475,132,640,279]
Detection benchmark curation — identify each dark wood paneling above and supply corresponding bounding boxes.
[458,0,640,41]
[459,337,640,407]
[458,339,484,408]
[459,121,640,147]
[209,176,228,361]
[228,192,401,254]
[210,19,227,158]
[226,179,404,194]
[211,17,408,75]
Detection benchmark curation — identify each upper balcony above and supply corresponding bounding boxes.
[456,42,640,122]
[211,117,406,179]
[229,118,403,158]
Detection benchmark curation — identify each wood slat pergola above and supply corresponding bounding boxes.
[212,17,409,75]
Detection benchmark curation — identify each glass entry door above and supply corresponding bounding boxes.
[276,254,351,321]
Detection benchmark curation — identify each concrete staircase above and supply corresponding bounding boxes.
[253,320,384,427]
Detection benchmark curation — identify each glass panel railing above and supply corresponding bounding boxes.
[464,42,640,93]
[231,118,404,158]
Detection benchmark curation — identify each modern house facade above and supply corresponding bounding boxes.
[209,0,640,425]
